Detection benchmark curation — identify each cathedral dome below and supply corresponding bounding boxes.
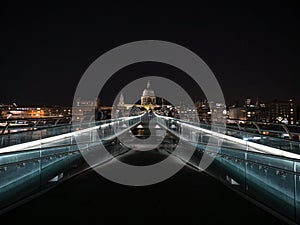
[141,80,156,106]
[142,81,155,97]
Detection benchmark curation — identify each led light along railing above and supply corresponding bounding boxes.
[0,115,143,154]
[0,115,143,148]
[0,115,142,211]
[156,114,300,224]
[156,114,300,160]
[213,147,299,224]
[179,118,300,152]
[0,115,143,173]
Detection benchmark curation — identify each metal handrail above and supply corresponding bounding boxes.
[157,114,300,146]
[0,115,142,149]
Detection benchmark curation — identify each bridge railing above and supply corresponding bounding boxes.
[157,114,300,224]
[0,115,142,212]
[227,120,300,141]
[0,115,142,149]
[156,114,300,155]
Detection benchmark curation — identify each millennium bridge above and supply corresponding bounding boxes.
[0,113,299,224]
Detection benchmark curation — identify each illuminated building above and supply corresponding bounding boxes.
[228,98,297,125]
[228,98,266,122]
[141,81,156,106]
[266,99,297,125]
[194,99,226,122]
[72,98,99,121]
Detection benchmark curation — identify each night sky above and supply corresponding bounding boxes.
[0,6,300,106]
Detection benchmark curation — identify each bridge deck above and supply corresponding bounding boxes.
[1,150,286,225]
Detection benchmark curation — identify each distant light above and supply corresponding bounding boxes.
[243,136,261,141]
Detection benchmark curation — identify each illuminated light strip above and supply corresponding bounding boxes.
[156,115,300,160]
[0,115,142,154]
[158,120,262,154]
[182,123,300,159]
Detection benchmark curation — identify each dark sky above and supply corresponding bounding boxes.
[0,6,300,106]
